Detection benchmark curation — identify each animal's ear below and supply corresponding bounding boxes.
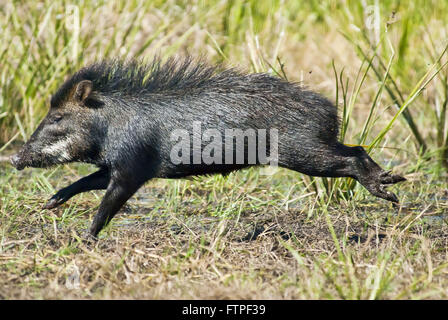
[74,80,93,102]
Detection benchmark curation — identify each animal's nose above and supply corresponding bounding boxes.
[10,153,24,170]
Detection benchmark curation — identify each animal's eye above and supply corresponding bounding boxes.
[51,114,63,123]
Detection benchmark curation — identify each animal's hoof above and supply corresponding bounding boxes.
[384,189,399,203]
[364,183,400,203]
[379,171,406,185]
[373,184,399,203]
[82,231,98,243]
[43,198,59,209]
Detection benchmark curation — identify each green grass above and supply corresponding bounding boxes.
[1,163,447,299]
[1,0,448,299]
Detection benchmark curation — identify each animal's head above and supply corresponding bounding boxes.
[11,80,105,170]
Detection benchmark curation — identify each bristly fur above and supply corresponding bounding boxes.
[51,56,244,108]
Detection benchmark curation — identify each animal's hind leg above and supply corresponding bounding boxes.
[281,143,405,202]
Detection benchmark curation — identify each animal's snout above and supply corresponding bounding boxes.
[10,153,25,171]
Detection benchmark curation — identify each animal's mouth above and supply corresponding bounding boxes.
[10,149,69,170]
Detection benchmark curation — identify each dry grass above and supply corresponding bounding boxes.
[1,163,447,299]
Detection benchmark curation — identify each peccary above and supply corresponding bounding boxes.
[10,57,405,238]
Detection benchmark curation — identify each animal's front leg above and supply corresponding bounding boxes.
[44,168,110,209]
[89,175,143,237]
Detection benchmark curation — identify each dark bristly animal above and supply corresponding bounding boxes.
[10,57,406,238]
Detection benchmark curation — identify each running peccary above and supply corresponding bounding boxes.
[10,57,406,238]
